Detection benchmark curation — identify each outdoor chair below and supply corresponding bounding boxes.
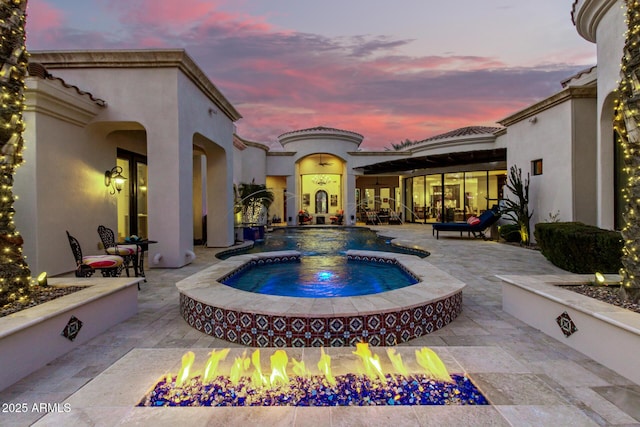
[330,209,344,225]
[365,211,380,225]
[66,231,124,277]
[388,210,402,225]
[432,205,501,240]
[298,210,313,225]
[97,225,139,277]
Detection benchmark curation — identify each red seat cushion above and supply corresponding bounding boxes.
[467,216,481,226]
[83,255,123,269]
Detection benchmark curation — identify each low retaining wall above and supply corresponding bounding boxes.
[0,277,141,391]
[499,274,640,386]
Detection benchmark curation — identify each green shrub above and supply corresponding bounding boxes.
[534,222,623,273]
[499,223,522,243]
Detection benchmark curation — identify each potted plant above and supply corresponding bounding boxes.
[235,180,274,241]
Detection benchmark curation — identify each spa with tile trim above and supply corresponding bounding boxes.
[177,250,465,347]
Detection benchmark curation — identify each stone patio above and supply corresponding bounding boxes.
[1,224,638,426]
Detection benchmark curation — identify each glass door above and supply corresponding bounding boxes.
[116,149,148,240]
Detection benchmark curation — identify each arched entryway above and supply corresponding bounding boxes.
[193,133,233,247]
[297,153,345,223]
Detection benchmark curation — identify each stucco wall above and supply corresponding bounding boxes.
[27,51,239,267]
[503,101,575,233]
[593,2,626,229]
[17,81,113,276]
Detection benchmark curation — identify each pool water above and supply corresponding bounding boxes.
[219,228,429,259]
[221,256,418,298]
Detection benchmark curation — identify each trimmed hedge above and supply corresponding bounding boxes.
[534,222,623,274]
[499,223,522,243]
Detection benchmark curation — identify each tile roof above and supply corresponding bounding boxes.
[277,126,364,140]
[415,126,502,145]
[27,63,107,107]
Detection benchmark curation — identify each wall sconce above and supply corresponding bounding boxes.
[105,166,127,194]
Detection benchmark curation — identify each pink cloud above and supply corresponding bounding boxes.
[24,1,591,151]
[25,0,64,45]
[103,0,273,34]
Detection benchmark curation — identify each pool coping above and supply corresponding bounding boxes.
[177,250,465,347]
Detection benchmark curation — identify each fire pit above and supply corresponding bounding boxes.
[138,344,488,407]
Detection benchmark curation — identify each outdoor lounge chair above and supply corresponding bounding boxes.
[432,205,501,240]
[66,231,124,277]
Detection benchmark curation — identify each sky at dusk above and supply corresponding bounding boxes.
[25,0,597,150]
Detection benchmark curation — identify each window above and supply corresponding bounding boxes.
[532,159,543,176]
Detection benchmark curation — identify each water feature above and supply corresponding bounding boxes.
[180,214,462,347]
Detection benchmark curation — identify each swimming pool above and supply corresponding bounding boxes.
[221,255,418,298]
[217,227,429,259]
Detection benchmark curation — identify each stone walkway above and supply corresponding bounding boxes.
[1,224,639,426]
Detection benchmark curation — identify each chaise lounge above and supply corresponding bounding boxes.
[432,205,501,240]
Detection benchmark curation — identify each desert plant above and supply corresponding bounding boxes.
[235,180,274,226]
[500,166,533,245]
[499,223,522,243]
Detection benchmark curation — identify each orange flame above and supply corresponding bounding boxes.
[203,348,229,383]
[175,351,195,387]
[353,342,386,382]
[415,347,451,383]
[386,348,409,378]
[317,347,336,386]
[269,350,290,387]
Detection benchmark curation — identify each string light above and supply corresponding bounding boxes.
[615,0,640,302]
[0,0,32,307]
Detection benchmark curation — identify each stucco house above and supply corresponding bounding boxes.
[14,0,626,277]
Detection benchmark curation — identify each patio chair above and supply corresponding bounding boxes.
[329,209,344,225]
[97,225,139,277]
[432,205,501,240]
[66,231,124,277]
[388,210,402,225]
[298,210,313,225]
[365,211,380,225]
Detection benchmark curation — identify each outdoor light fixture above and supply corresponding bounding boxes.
[105,166,127,194]
[594,272,606,285]
[311,175,334,186]
[37,271,48,287]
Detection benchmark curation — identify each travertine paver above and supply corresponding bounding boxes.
[0,223,638,426]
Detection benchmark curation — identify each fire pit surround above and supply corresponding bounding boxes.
[177,250,465,347]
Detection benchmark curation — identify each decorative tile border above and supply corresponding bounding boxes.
[177,251,465,347]
[180,291,462,347]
